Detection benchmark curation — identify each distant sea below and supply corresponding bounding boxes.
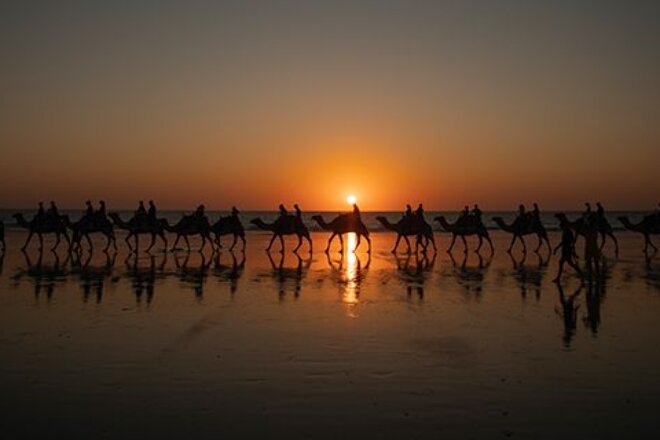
[0,209,650,232]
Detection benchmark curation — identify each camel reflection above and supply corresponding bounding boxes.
[212,251,245,296]
[395,252,436,301]
[122,252,167,304]
[582,259,612,335]
[266,250,312,300]
[70,250,117,304]
[509,251,550,301]
[12,250,70,301]
[173,251,212,300]
[446,251,491,299]
[325,233,371,317]
[555,282,583,347]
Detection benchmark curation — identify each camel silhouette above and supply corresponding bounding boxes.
[555,213,619,256]
[13,212,71,251]
[492,215,551,254]
[64,214,117,253]
[162,215,213,252]
[311,213,371,253]
[619,214,660,253]
[376,216,435,254]
[250,215,312,253]
[108,212,168,253]
[435,216,494,255]
[211,215,246,251]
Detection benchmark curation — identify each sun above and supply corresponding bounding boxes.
[346,194,357,205]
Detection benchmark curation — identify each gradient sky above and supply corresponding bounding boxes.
[1,1,658,210]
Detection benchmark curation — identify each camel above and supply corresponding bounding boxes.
[492,215,550,254]
[311,213,371,253]
[211,215,246,251]
[64,214,117,252]
[555,213,619,255]
[435,216,494,255]
[108,212,168,253]
[250,215,312,253]
[376,216,436,254]
[13,213,71,251]
[162,215,213,252]
[619,215,660,253]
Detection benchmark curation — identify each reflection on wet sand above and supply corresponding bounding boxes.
[265,250,312,300]
[555,282,582,347]
[212,251,245,296]
[395,251,436,300]
[444,251,492,299]
[325,233,370,317]
[509,251,550,301]
[70,250,117,303]
[11,250,70,301]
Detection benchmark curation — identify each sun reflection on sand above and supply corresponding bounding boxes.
[342,233,359,317]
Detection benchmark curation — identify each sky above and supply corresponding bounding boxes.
[1,0,658,211]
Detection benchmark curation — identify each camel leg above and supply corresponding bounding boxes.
[306,233,312,253]
[266,234,277,252]
[325,232,336,253]
[63,231,71,249]
[171,234,181,251]
[199,234,206,253]
[23,231,34,251]
[125,232,133,251]
[338,233,344,254]
[183,235,191,252]
[365,235,372,253]
[240,234,246,252]
[146,234,157,253]
[520,236,527,254]
[447,234,457,253]
[544,236,551,255]
[608,232,619,256]
[392,234,402,254]
[160,232,168,250]
[229,234,237,251]
[486,234,495,256]
[507,235,516,253]
[460,235,468,254]
[535,235,542,253]
[354,234,361,252]
[428,234,437,252]
[404,236,412,254]
[86,233,93,252]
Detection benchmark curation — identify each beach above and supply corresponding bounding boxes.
[0,228,658,439]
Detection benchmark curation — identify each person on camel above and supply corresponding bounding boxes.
[231,206,240,218]
[472,204,482,222]
[147,200,157,223]
[85,200,94,218]
[194,204,206,218]
[36,202,46,224]
[97,200,107,218]
[278,204,288,218]
[136,201,147,217]
[294,204,302,219]
[457,205,470,226]
[47,201,60,220]
[352,203,361,220]
[513,204,527,229]
[531,202,541,226]
[583,202,593,221]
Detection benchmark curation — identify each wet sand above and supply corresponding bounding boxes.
[0,230,659,439]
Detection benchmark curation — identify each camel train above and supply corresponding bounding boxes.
[7,201,660,256]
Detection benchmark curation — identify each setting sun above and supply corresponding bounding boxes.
[346,194,357,205]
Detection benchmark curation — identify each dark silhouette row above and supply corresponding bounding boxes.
[5,201,660,260]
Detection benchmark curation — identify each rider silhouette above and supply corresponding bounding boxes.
[85,200,94,217]
[97,200,107,217]
[472,204,482,221]
[231,206,240,217]
[147,200,157,220]
[47,201,59,219]
[294,204,302,219]
[36,202,46,223]
[195,204,206,218]
[415,204,425,220]
[596,202,605,221]
[136,201,147,217]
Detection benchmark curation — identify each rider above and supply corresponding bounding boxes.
[531,202,541,226]
[583,202,593,221]
[136,200,147,217]
[47,201,60,219]
[352,203,361,220]
[457,205,470,225]
[595,202,605,221]
[294,204,302,219]
[415,203,425,220]
[472,204,482,222]
[195,204,206,218]
[278,204,288,217]
[231,206,240,218]
[85,200,94,217]
[97,200,107,217]
[147,200,157,221]
[36,202,46,223]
